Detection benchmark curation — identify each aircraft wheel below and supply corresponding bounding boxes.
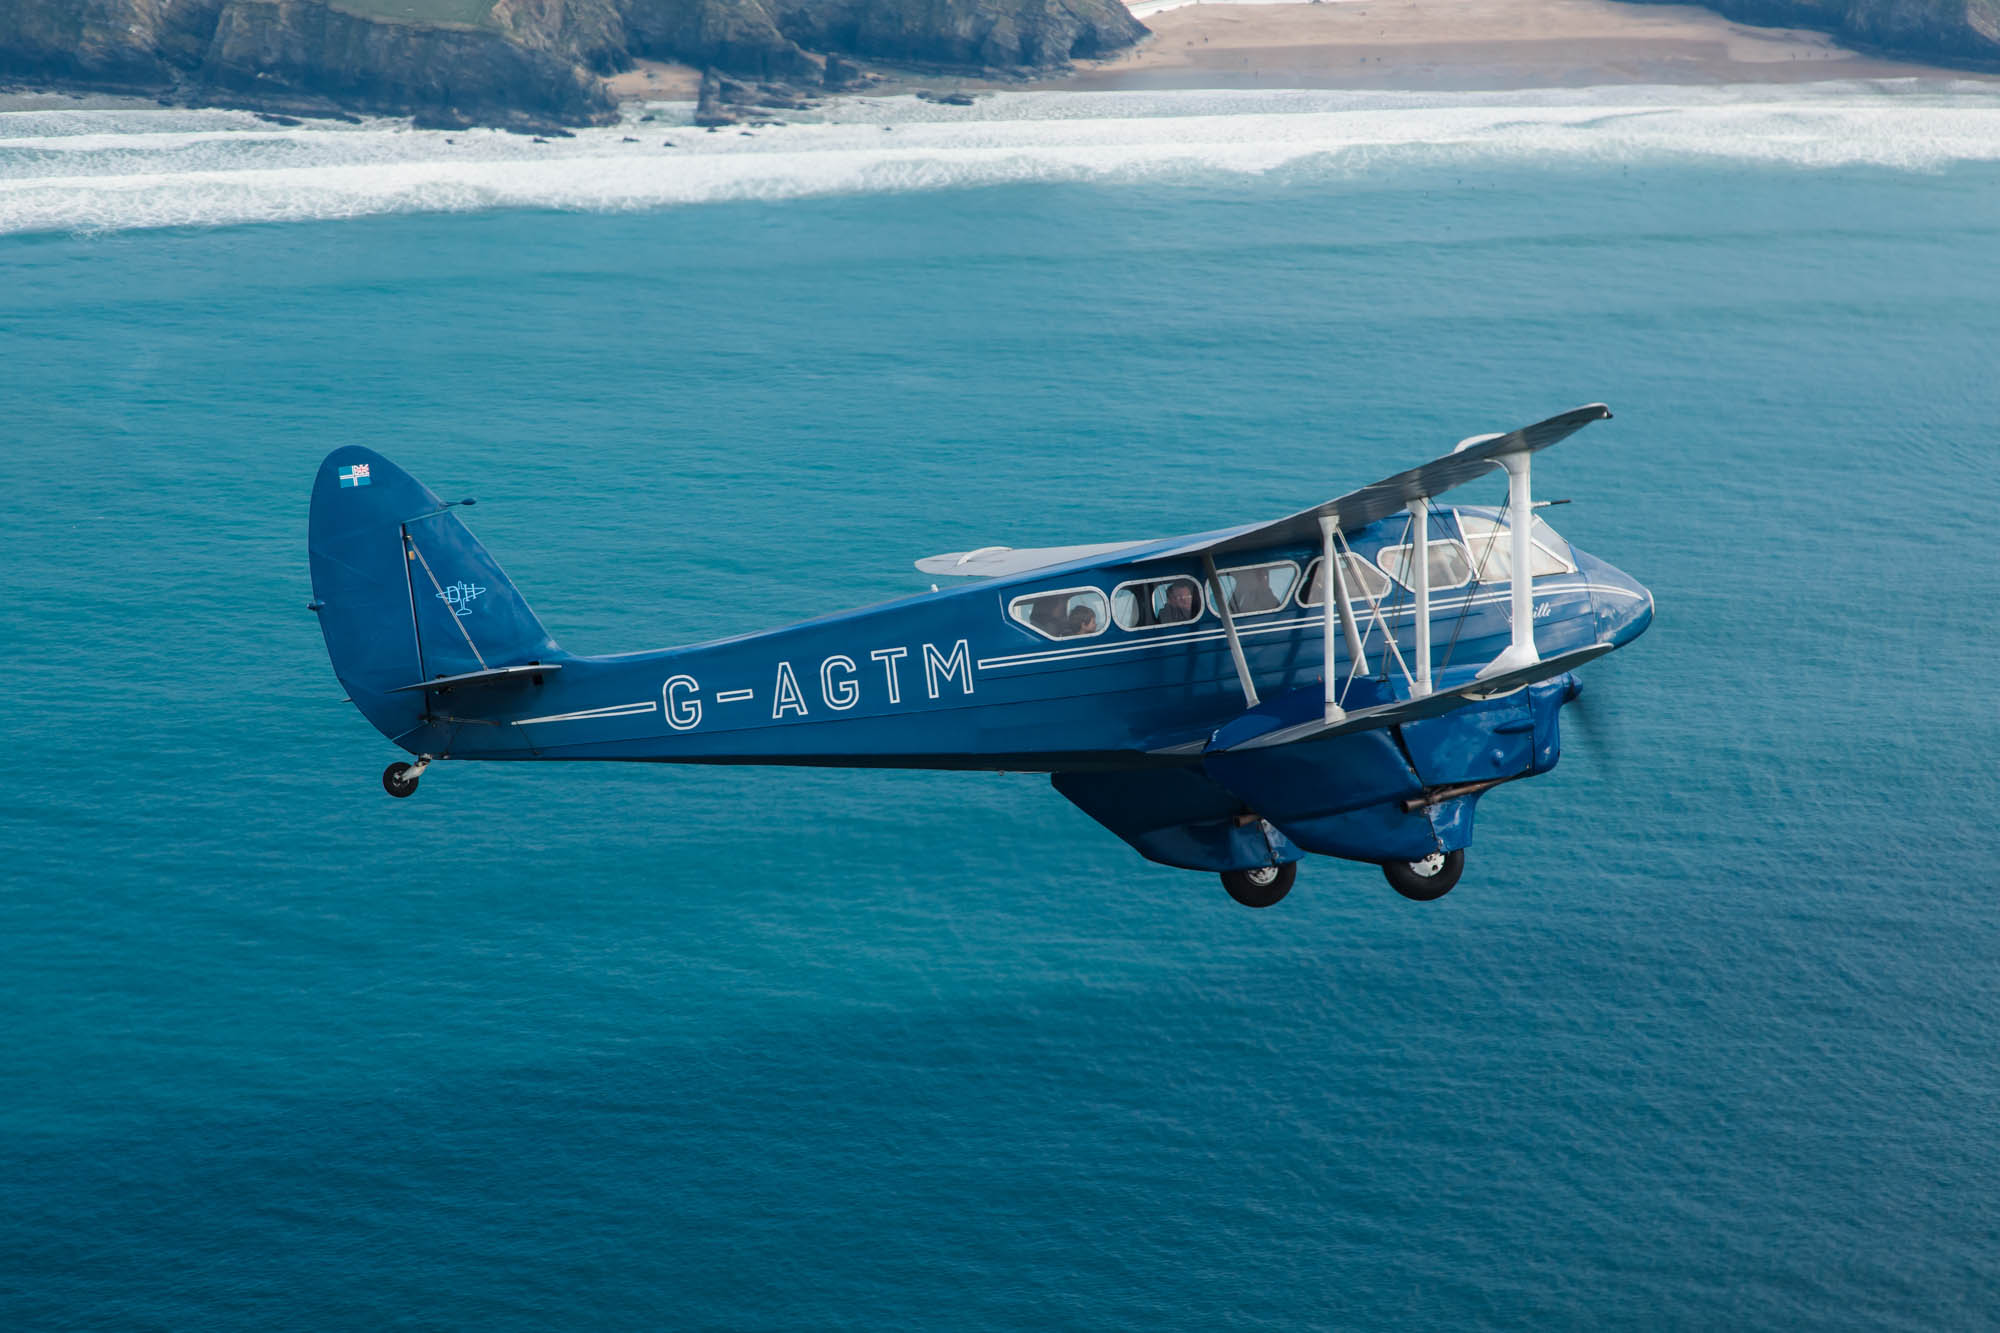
[1221,862,1296,909]
[1383,849,1464,901]
[382,762,421,799]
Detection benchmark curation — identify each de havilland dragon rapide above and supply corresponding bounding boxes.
[308,404,1652,908]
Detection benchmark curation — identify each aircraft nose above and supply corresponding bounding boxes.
[1572,548,1654,648]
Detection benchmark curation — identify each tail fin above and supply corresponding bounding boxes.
[309,448,560,743]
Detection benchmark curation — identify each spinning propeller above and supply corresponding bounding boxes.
[1562,669,1625,778]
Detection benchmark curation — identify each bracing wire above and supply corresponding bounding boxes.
[1439,488,1511,673]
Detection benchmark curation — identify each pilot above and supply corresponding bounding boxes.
[1067,605,1100,636]
[1158,581,1199,625]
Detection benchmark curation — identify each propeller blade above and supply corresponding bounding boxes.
[1562,674,1620,777]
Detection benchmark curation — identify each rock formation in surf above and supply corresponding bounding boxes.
[0,0,1146,128]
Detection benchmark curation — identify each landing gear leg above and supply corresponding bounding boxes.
[1383,848,1464,901]
[1221,862,1297,909]
[382,755,432,799]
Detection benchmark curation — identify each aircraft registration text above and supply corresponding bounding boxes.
[661,640,975,731]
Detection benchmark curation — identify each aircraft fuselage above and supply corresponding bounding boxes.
[395,508,1651,771]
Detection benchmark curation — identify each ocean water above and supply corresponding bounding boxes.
[4,86,2000,1328]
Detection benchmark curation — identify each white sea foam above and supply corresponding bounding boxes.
[3,82,1999,235]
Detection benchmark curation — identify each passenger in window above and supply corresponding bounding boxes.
[1158,581,1199,625]
[1028,598,1066,635]
[1233,568,1281,614]
[1067,605,1100,636]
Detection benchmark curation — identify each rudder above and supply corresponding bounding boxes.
[308,447,560,745]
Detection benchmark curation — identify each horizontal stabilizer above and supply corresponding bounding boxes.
[1214,641,1612,752]
[389,663,561,694]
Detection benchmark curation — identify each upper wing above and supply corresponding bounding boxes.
[1141,403,1611,562]
[913,403,1609,581]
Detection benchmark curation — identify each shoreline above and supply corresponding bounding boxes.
[5,0,1994,128]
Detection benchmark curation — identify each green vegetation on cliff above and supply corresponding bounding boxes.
[330,0,501,29]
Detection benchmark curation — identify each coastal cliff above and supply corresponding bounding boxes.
[0,0,1145,126]
[1635,0,2000,68]
[0,0,616,125]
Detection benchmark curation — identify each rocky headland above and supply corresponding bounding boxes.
[1626,0,2000,67]
[0,0,1147,129]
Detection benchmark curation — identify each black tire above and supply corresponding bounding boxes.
[1382,848,1464,901]
[382,762,420,799]
[1221,862,1297,909]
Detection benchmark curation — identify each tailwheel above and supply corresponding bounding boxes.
[1382,849,1464,901]
[382,761,422,799]
[1221,862,1296,909]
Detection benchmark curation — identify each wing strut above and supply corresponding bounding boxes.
[1477,448,1541,678]
[1350,526,1417,700]
[1317,515,1366,724]
[1203,554,1259,707]
[1328,526,1370,676]
[1409,500,1433,698]
[1317,518,1341,723]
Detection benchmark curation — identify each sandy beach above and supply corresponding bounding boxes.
[1059,0,1967,92]
[604,0,1980,108]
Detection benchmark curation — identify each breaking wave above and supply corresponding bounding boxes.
[4,81,2000,235]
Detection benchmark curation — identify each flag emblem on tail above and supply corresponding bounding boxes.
[339,464,372,488]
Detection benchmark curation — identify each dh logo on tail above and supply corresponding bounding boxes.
[437,581,486,617]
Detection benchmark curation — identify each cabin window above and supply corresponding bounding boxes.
[1297,554,1391,608]
[1375,539,1473,591]
[1206,561,1300,617]
[1112,576,1205,631]
[1455,512,1576,582]
[1008,587,1110,641]
[1530,517,1577,570]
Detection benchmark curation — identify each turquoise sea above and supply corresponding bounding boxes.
[4,86,2000,1328]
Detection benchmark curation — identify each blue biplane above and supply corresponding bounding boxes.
[309,404,1651,907]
